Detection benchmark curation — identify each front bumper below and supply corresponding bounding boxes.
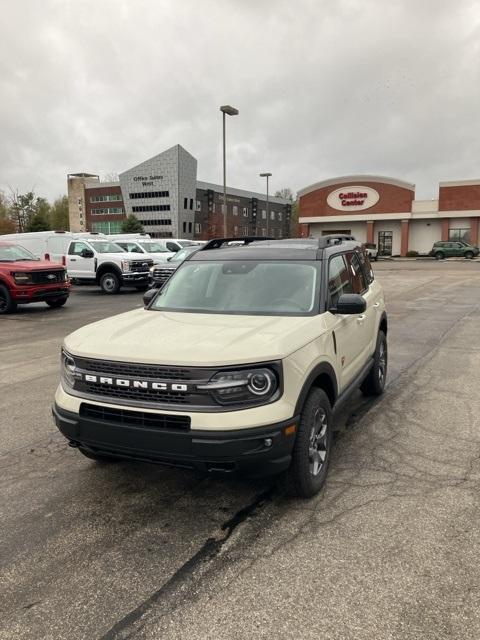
[11,282,70,304]
[121,271,150,285]
[53,402,298,477]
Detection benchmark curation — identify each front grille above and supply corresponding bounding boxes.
[130,260,153,272]
[76,357,196,380]
[31,270,66,284]
[152,266,176,284]
[80,403,191,430]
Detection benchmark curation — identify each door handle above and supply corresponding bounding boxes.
[70,258,76,262]
[357,314,366,323]
[373,302,380,308]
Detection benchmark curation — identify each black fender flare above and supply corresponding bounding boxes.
[95,262,122,282]
[294,361,339,415]
[379,310,388,334]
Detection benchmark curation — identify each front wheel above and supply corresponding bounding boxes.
[46,297,68,308]
[284,388,333,498]
[435,251,445,260]
[99,272,121,294]
[361,330,387,396]
[0,285,17,314]
[465,251,474,259]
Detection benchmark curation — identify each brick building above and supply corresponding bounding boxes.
[67,145,292,239]
[298,175,480,256]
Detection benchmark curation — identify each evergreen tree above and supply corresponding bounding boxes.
[121,214,144,233]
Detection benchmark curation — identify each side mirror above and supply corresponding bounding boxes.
[330,293,366,315]
[143,288,158,308]
[80,248,94,258]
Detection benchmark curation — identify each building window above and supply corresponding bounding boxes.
[132,205,171,212]
[196,200,201,211]
[195,223,201,234]
[243,227,249,237]
[91,207,124,215]
[129,191,169,199]
[449,228,470,242]
[139,219,172,226]
[92,221,123,234]
[190,198,193,210]
[243,207,248,217]
[278,211,283,221]
[378,231,393,256]
[262,210,267,219]
[188,222,192,233]
[184,197,188,210]
[233,206,238,216]
[90,194,122,203]
[182,222,187,233]
[270,211,275,221]
[234,225,238,235]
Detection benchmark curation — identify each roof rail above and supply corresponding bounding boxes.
[316,234,356,248]
[201,236,274,251]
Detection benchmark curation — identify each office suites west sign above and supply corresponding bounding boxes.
[327,186,380,211]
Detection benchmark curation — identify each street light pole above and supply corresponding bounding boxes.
[220,105,239,236]
[260,172,272,236]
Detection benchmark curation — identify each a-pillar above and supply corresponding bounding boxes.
[470,217,479,246]
[441,218,449,241]
[366,221,374,244]
[400,219,409,257]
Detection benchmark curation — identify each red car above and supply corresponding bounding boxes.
[0,242,70,314]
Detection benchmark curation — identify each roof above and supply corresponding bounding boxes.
[196,180,291,205]
[297,174,416,197]
[190,236,361,262]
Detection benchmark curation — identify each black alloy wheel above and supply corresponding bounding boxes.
[361,330,387,396]
[0,285,17,314]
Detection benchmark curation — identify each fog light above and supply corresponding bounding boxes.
[264,438,273,448]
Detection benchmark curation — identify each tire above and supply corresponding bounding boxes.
[0,285,17,314]
[99,272,121,294]
[465,251,474,259]
[78,448,119,464]
[435,251,445,260]
[46,297,68,308]
[374,255,378,262]
[361,330,387,396]
[284,388,333,498]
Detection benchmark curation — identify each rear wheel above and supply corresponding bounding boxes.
[0,285,16,314]
[465,251,474,259]
[284,388,333,498]
[99,272,121,294]
[435,251,445,260]
[361,330,387,396]
[46,297,68,308]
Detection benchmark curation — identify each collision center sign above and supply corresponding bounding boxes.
[327,186,380,211]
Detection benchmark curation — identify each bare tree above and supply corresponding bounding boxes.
[274,187,294,201]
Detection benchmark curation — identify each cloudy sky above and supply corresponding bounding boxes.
[1,0,479,201]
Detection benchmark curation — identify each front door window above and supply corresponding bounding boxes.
[378,231,393,256]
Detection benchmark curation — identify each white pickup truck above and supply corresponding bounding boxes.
[66,238,153,294]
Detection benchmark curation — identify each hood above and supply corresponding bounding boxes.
[64,308,325,366]
[1,259,64,271]
[101,252,151,261]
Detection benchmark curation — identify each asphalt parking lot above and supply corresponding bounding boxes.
[1,261,480,640]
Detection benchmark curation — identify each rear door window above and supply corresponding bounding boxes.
[345,252,367,293]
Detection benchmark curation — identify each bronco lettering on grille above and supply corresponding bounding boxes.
[82,373,188,392]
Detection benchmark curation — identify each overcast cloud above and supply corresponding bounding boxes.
[1,0,479,201]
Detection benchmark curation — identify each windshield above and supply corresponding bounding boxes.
[88,241,126,253]
[170,247,198,262]
[138,241,171,253]
[151,261,319,315]
[0,244,38,262]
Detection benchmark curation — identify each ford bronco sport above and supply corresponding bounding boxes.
[53,236,387,497]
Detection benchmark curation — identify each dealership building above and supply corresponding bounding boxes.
[298,175,480,255]
[67,145,292,240]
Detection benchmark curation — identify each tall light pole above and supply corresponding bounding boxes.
[260,172,272,236]
[220,105,239,236]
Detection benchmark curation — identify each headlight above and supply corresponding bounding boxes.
[121,260,131,272]
[61,348,77,387]
[12,272,33,284]
[199,367,280,406]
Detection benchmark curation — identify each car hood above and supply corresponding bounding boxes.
[64,308,324,366]
[1,259,64,270]
[103,252,150,261]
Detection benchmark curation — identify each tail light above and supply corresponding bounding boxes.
[62,255,66,265]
